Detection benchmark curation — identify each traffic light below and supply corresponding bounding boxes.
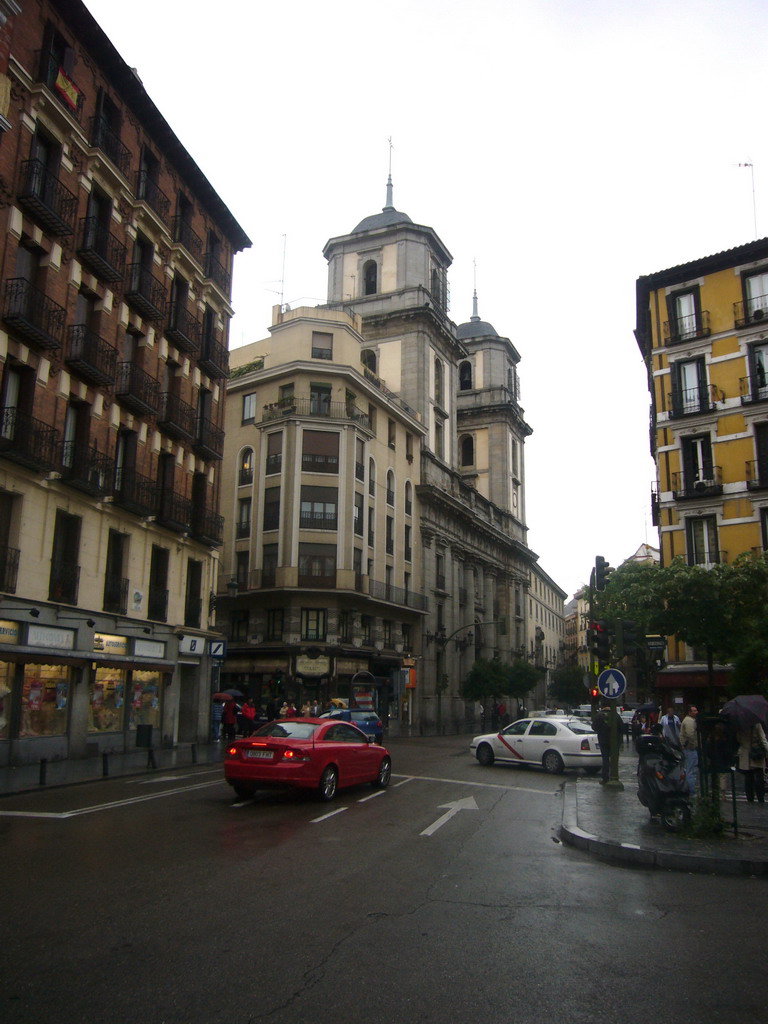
[615,620,638,659]
[589,620,611,664]
[594,555,614,592]
[589,686,599,701]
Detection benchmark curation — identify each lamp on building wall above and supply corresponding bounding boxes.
[227,578,239,598]
[425,625,447,646]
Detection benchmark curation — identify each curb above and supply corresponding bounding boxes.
[558,781,768,877]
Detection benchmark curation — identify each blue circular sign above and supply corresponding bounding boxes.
[597,668,626,699]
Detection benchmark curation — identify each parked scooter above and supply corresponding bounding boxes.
[637,732,692,832]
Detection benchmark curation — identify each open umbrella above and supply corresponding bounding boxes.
[637,702,659,713]
[212,692,235,701]
[720,695,768,731]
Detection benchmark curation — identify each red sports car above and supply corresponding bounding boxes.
[224,717,392,801]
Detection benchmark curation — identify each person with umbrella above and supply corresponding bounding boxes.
[721,696,768,803]
[222,696,240,742]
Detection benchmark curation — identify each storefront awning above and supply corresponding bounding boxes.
[655,668,732,688]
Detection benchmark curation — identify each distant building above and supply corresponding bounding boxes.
[0,0,250,764]
[635,241,768,700]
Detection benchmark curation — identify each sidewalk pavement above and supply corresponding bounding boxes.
[0,742,226,797]
[560,747,768,876]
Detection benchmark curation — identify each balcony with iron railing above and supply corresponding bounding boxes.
[102,574,128,615]
[113,467,157,517]
[61,442,114,497]
[115,362,161,417]
[0,543,20,593]
[17,159,77,236]
[734,294,768,329]
[236,521,251,539]
[0,407,59,472]
[36,50,85,121]
[184,595,202,630]
[355,461,365,481]
[667,383,722,419]
[125,263,166,322]
[165,302,202,356]
[366,579,428,611]
[89,115,130,176]
[299,511,338,530]
[147,586,169,622]
[740,374,768,405]
[262,397,370,428]
[191,506,224,547]
[172,216,203,261]
[157,392,196,442]
[198,329,229,378]
[297,571,337,589]
[65,325,118,387]
[192,417,224,460]
[651,485,660,526]
[746,460,768,491]
[671,466,723,499]
[2,278,65,352]
[156,490,194,534]
[663,310,711,344]
[77,216,126,283]
[239,466,254,486]
[302,454,339,474]
[203,252,231,294]
[265,454,281,475]
[48,560,80,605]
[136,169,170,222]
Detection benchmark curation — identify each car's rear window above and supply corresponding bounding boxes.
[350,711,378,722]
[565,721,595,734]
[254,722,319,739]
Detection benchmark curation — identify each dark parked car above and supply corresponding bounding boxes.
[320,709,384,744]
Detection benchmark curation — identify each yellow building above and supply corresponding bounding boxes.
[635,239,768,697]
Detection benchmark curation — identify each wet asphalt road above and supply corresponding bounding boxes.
[1,735,765,1024]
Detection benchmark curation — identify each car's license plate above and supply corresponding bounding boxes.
[245,749,273,760]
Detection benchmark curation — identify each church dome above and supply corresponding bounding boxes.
[457,291,499,339]
[352,206,413,233]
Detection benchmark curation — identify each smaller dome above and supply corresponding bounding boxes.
[352,206,413,233]
[457,318,499,340]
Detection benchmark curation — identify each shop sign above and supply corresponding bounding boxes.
[134,638,165,660]
[0,619,21,644]
[28,624,75,650]
[93,632,128,656]
[336,657,368,674]
[295,654,330,677]
[178,635,205,657]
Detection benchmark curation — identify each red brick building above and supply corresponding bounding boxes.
[0,0,250,763]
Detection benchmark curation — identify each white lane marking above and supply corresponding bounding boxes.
[421,796,479,836]
[393,777,414,788]
[125,769,220,785]
[0,779,223,819]
[393,772,547,795]
[357,790,387,803]
[311,807,348,823]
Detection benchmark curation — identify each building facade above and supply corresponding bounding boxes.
[0,0,249,763]
[218,183,563,732]
[635,239,768,699]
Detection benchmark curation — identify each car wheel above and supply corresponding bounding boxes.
[318,765,338,801]
[476,743,495,767]
[373,756,391,788]
[232,784,254,799]
[583,766,601,776]
[542,750,564,775]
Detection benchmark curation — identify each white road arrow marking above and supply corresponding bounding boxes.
[420,795,479,836]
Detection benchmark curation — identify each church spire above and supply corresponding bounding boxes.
[384,136,394,210]
[471,259,480,321]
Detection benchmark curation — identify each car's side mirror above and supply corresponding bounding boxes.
[366,735,375,744]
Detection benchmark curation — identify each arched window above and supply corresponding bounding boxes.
[459,361,473,391]
[386,470,395,506]
[361,349,377,374]
[239,447,254,485]
[363,260,378,295]
[434,358,444,407]
[460,434,474,467]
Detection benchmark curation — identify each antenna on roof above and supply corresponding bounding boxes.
[385,136,394,210]
[738,162,758,239]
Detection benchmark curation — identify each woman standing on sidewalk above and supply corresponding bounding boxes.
[736,722,768,803]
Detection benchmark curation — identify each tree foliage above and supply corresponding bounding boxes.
[548,664,586,707]
[461,657,543,704]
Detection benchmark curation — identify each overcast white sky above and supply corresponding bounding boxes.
[84,0,768,598]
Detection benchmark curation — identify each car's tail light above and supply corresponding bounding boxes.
[226,747,238,758]
[280,747,311,762]
[581,739,590,751]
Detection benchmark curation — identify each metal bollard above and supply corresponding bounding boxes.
[147,747,157,769]
[102,752,109,777]
[39,758,47,786]
[191,742,197,764]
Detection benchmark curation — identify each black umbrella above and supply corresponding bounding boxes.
[637,702,659,713]
[720,695,768,731]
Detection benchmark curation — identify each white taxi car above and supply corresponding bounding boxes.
[470,716,602,775]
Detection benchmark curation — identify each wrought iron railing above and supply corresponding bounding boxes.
[115,362,161,416]
[113,467,157,517]
[166,303,202,355]
[299,512,338,530]
[61,443,114,495]
[172,216,203,260]
[103,575,128,615]
[136,169,170,222]
[0,543,20,593]
[0,407,59,471]
[663,310,710,343]
[66,325,118,386]
[192,417,224,460]
[17,159,77,236]
[48,560,80,605]
[147,586,169,622]
[125,263,166,321]
[203,252,231,293]
[2,277,65,351]
[89,116,130,175]
[157,393,197,440]
[77,216,126,282]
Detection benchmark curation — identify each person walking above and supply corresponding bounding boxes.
[592,704,617,784]
[736,721,768,803]
[241,698,257,737]
[660,707,681,747]
[679,705,699,796]
[222,698,239,743]
[211,699,224,742]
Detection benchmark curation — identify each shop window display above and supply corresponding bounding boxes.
[20,664,70,737]
[128,670,162,731]
[0,662,11,740]
[88,667,126,733]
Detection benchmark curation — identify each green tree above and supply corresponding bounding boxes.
[548,664,587,707]
[461,657,543,711]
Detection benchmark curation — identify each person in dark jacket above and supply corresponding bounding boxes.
[592,705,618,784]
